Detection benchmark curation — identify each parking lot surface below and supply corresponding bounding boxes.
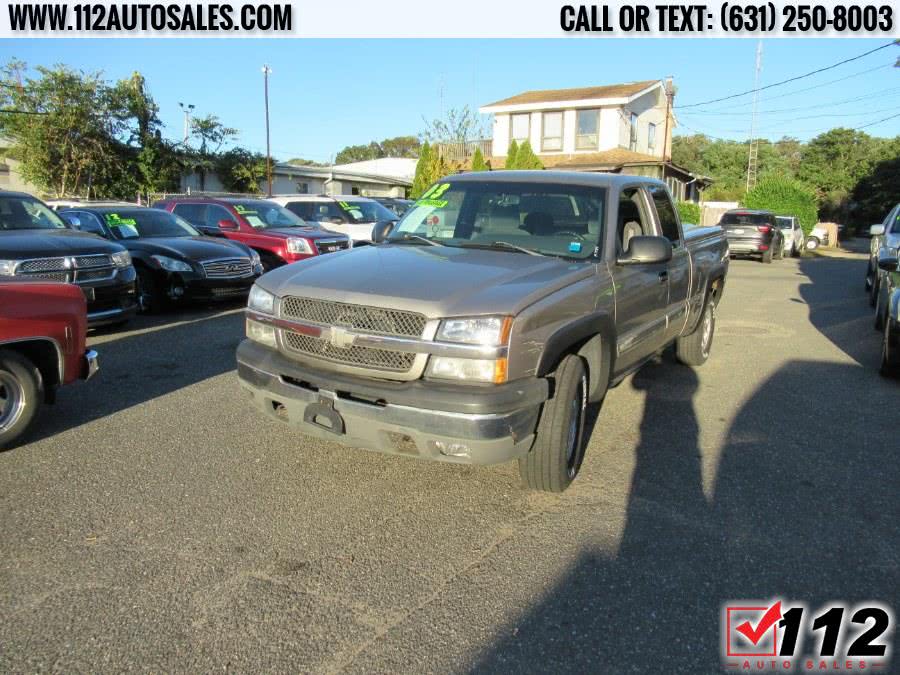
[2,250,897,672]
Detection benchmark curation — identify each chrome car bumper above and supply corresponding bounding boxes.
[81,349,99,380]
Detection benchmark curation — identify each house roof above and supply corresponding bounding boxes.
[486,148,661,169]
[273,162,412,187]
[482,80,660,111]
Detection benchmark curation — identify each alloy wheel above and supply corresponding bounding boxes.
[0,370,25,432]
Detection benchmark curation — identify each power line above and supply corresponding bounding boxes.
[679,110,900,138]
[680,62,893,113]
[685,85,900,116]
[676,41,897,110]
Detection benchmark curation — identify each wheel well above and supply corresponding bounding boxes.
[0,340,56,388]
[577,334,612,403]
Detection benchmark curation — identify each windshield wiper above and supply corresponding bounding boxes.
[389,233,439,246]
[460,241,545,256]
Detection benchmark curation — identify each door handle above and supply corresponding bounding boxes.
[658,271,668,284]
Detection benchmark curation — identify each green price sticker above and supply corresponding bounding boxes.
[416,199,448,208]
[104,213,137,226]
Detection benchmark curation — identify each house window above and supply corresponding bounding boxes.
[576,109,599,150]
[648,123,657,152]
[629,113,638,151]
[510,113,530,143]
[541,111,563,152]
[296,182,309,194]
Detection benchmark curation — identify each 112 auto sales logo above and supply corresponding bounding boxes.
[723,600,894,671]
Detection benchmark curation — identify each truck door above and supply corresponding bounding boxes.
[610,187,669,369]
[648,186,692,341]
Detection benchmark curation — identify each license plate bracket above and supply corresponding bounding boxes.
[303,396,345,435]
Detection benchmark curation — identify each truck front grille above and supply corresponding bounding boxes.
[280,297,426,337]
[282,331,416,372]
[14,255,116,284]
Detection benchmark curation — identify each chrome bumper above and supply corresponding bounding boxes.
[81,349,99,380]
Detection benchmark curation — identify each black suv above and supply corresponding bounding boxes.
[0,192,138,326]
[720,209,785,263]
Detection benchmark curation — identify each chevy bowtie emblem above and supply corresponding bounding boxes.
[327,326,356,349]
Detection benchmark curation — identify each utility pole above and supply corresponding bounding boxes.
[746,40,763,192]
[662,76,674,161]
[178,102,195,144]
[262,65,273,197]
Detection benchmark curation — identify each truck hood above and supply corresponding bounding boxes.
[258,227,346,241]
[0,228,127,257]
[258,243,595,318]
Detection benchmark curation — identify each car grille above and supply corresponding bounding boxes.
[282,331,416,372]
[201,258,253,278]
[314,239,350,255]
[280,297,426,337]
[14,255,115,284]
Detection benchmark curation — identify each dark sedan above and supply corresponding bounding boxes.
[720,209,785,264]
[61,207,263,313]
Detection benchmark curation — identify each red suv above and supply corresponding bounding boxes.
[153,197,350,271]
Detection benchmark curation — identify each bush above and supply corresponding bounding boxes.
[742,175,818,235]
[676,201,701,226]
[470,146,489,172]
[513,141,544,170]
[504,140,519,170]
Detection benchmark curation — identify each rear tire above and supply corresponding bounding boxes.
[518,355,588,493]
[0,350,43,449]
[806,237,820,251]
[676,300,715,367]
[792,243,801,258]
[762,247,773,264]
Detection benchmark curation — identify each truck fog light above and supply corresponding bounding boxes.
[431,440,471,458]
[246,318,277,347]
[426,357,507,383]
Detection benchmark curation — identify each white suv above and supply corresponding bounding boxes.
[268,195,398,244]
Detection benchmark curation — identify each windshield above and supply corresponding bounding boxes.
[232,201,308,229]
[337,199,397,223]
[776,216,793,229]
[0,196,68,230]
[102,210,199,239]
[390,181,606,259]
[721,212,774,226]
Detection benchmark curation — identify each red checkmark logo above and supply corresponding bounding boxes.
[736,601,783,645]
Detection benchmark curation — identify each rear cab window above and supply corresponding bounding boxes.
[648,186,681,246]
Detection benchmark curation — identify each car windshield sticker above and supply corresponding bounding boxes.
[568,242,582,253]
[416,183,450,208]
[115,225,140,238]
[337,201,365,220]
[104,213,138,227]
[234,205,256,215]
[244,215,266,228]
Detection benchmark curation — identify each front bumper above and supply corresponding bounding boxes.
[236,339,547,465]
[80,349,99,380]
[85,267,138,326]
[183,274,258,301]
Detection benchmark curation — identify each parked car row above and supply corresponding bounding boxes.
[865,202,900,378]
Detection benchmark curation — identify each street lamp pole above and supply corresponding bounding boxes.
[262,65,273,197]
[178,102,195,144]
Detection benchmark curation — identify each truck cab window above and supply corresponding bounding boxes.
[648,186,681,246]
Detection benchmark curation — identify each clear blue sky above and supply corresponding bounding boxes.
[2,38,897,162]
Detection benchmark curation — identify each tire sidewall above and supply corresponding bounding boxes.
[0,351,42,449]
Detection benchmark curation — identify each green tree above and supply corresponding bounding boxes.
[513,140,543,169]
[186,114,237,190]
[504,140,519,170]
[851,155,900,226]
[411,142,446,198]
[422,106,488,144]
[216,148,268,193]
[470,146,488,172]
[334,136,421,164]
[742,175,818,235]
[676,201,701,225]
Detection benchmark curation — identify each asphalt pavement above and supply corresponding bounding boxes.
[1,245,897,673]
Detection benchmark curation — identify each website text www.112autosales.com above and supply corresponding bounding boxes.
[6,2,292,33]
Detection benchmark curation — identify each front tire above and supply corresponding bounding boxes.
[0,350,43,449]
[676,300,715,366]
[136,267,164,314]
[879,317,900,379]
[519,355,588,493]
[806,237,820,251]
[762,247,773,264]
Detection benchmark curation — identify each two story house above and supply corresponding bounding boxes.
[478,79,708,202]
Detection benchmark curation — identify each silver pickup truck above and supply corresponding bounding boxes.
[237,172,729,492]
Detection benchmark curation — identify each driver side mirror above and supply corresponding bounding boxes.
[371,221,395,244]
[870,224,885,237]
[616,236,673,265]
[62,214,81,229]
[218,219,239,230]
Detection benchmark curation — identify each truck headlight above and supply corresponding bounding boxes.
[286,237,313,255]
[248,284,275,315]
[0,260,18,276]
[436,316,512,346]
[151,254,191,272]
[426,357,507,384]
[111,250,132,268]
[246,318,277,347]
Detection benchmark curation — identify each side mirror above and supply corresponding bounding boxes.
[870,224,885,237]
[616,236,673,265]
[877,255,899,272]
[218,219,239,230]
[62,214,81,229]
[371,221,396,244]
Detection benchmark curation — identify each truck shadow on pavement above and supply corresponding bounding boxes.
[471,358,898,672]
[23,306,246,446]
[797,255,880,368]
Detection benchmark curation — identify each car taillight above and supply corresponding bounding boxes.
[757,225,771,233]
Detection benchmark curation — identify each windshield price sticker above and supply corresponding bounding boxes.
[104,213,137,226]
